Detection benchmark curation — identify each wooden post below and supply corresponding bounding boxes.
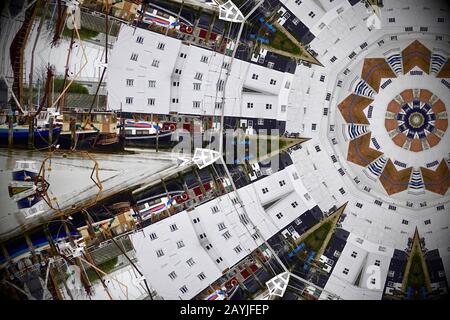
[8,114,13,148]
[28,115,34,149]
[70,118,76,149]
[48,117,54,147]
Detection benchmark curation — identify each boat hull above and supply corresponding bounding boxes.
[0,127,61,149]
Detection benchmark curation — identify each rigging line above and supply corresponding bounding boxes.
[49,10,89,110]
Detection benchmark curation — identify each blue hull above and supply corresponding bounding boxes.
[0,127,61,148]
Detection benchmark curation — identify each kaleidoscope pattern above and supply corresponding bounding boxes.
[338,40,449,196]
[385,89,448,152]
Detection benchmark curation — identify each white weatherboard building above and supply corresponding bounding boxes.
[121,0,449,300]
[107,25,293,124]
[130,164,317,300]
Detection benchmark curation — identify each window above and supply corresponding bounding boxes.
[251,232,260,240]
[360,42,368,49]
[266,104,272,110]
[279,180,286,186]
[388,17,395,23]
[291,201,298,208]
[375,260,381,267]
[173,81,179,87]
[186,258,195,267]
[172,98,179,103]
[308,11,315,18]
[211,205,219,214]
[193,83,201,91]
[292,17,300,25]
[331,155,337,163]
[234,245,242,254]
[315,145,321,152]
[193,101,201,108]
[402,219,409,225]
[323,108,328,116]
[343,268,349,275]
[311,123,317,131]
[330,56,337,63]
[295,0,302,4]
[215,102,223,109]
[197,272,206,281]
[217,79,225,91]
[193,217,200,223]
[252,73,258,80]
[351,251,358,258]
[320,75,325,82]
[152,60,160,67]
[200,55,209,63]
[258,118,264,125]
[206,244,212,250]
[338,168,345,176]
[180,285,188,294]
[339,187,346,195]
[223,231,232,240]
[218,222,226,231]
[125,97,133,104]
[295,218,302,225]
[370,278,376,285]
[130,53,138,61]
[420,26,428,32]
[156,249,164,257]
[325,92,331,101]
[148,80,156,88]
[222,62,230,69]
[304,193,311,200]
[281,105,287,112]
[437,205,444,211]
[168,271,177,280]
[267,62,274,69]
[240,214,249,225]
[145,98,155,106]
[292,172,299,180]
[170,223,178,232]
[179,52,187,58]
[356,202,363,209]
[195,72,203,80]
[175,68,182,74]
[276,212,283,219]
[199,233,206,239]
[126,79,134,86]
[348,51,356,59]
[157,42,165,50]
[136,36,144,44]
[149,233,157,240]
[405,26,413,32]
[285,81,291,89]
[262,187,269,194]
[247,102,254,109]
[270,79,277,85]
[176,240,185,248]
[216,257,223,263]
[437,17,445,23]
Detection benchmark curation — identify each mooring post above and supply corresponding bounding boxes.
[8,114,13,148]
[28,115,34,150]
[70,118,76,149]
[48,117,54,148]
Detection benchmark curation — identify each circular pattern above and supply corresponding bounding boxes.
[385,89,447,152]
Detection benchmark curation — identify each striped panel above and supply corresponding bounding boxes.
[364,156,387,180]
[430,53,447,75]
[353,79,376,98]
[385,53,403,75]
[347,124,369,140]
[409,168,424,192]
